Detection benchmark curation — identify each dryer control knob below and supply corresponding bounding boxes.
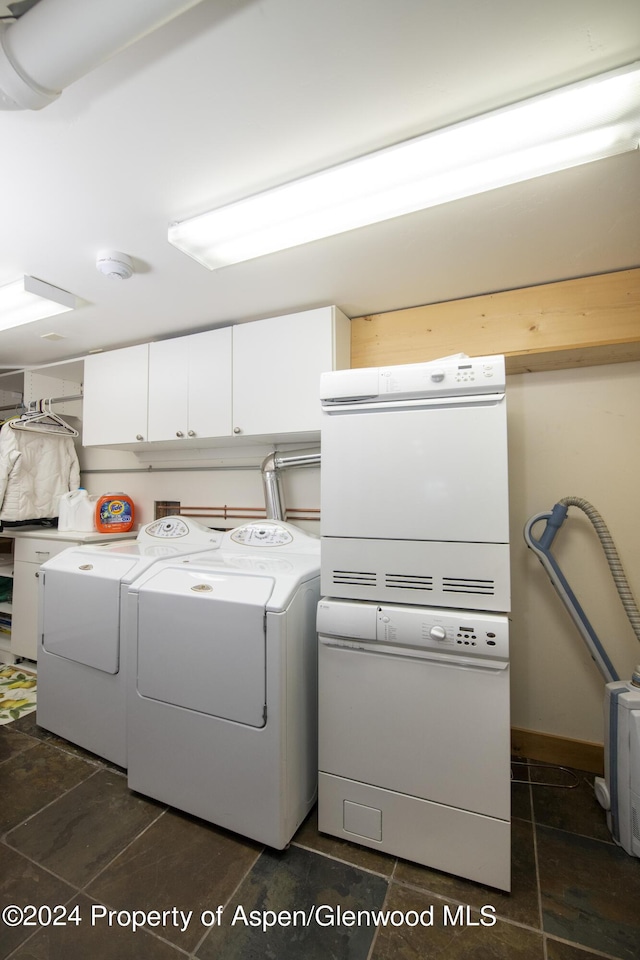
[429,625,447,641]
[430,369,445,382]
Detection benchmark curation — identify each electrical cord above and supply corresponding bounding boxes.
[511,761,580,788]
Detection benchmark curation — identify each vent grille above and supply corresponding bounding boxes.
[332,569,377,587]
[385,574,433,591]
[443,577,495,596]
[330,569,500,600]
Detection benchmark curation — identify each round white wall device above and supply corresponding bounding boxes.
[96,251,134,280]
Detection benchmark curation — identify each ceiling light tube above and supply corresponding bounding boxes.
[0,276,78,331]
[168,61,640,270]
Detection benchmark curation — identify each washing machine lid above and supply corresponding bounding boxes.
[42,536,222,585]
[136,569,274,728]
[174,554,319,611]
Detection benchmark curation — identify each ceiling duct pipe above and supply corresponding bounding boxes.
[0,0,206,110]
[261,450,321,522]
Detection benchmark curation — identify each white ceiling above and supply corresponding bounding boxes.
[1,0,639,371]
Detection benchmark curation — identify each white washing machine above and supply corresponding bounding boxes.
[37,517,222,766]
[125,520,320,849]
[317,598,511,891]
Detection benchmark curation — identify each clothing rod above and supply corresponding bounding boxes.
[0,392,83,414]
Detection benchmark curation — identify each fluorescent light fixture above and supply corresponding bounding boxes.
[169,61,640,270]
[0,276,78,332]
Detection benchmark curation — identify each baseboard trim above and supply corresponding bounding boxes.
[511,727,604,775]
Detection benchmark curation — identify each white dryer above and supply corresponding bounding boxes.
[37,517,222,766]
[125,520,320,849]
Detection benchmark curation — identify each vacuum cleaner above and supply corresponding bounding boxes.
[524,497,640,858]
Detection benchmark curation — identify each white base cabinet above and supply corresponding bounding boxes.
[82,307,350,449]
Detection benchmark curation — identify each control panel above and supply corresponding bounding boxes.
[140,517,219,543]
[376,604,509,660]
[230,522,294,547]
[378,356,502,398]
[143,518,192,539]
[317,599,508,661]
[321,354,505,405]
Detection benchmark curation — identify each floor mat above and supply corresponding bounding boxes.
[0,663,37,724]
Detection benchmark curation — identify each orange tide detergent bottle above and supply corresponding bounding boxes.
[95,493,135,533]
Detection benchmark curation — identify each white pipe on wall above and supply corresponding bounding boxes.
[0,0,206,110]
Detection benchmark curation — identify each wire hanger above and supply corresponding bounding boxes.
[8,398,79,437]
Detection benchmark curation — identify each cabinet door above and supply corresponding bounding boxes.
[11,539,75,661]
[187,327,232,439]
[10,560,39,660]
[82,344,149,446]
[232,307,349,436]
[147,328,232,442]
[147,337,189,441]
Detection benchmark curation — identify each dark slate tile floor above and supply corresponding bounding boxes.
[1,718,638,960]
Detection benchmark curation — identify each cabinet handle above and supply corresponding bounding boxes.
[136,434,144,441]
[233,427,241,434]
[35,551,50,557]
[35,571,40,578]
[176,431,184,438]
[188,430,195,437]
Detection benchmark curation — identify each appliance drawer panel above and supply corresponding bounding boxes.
[318,639,510,820]
[136,574,272,728]
[320,537,511,612]
[318,773,511,892]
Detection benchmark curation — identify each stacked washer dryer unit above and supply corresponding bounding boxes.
[125,520,321,849]
[317,355,512,891]
[37,517,222,767]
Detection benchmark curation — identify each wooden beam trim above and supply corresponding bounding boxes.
[350,267,640,371]
[511,727,604,775]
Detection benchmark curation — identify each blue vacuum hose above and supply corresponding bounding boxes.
[523,500,626,683]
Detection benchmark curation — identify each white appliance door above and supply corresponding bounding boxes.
[41,555,138,672]
[321,396,508,543]
[136,570,273,728]
[318,636,510,820]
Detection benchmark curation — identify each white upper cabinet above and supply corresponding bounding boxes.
[148,327,232,442]
[231,307,349,437]
[82,344,149,446]
[82,307,350,448]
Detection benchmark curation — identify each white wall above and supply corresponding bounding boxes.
[76,359,640,746]
[78,442,321,534]
[508,360,640,744]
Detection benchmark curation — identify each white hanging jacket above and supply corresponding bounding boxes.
[0,423,80,522]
